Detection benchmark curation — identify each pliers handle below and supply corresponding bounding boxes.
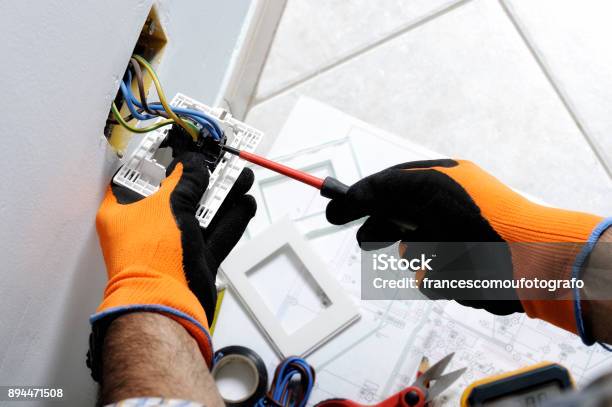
[314,385,425,407]
[316,353,465,407]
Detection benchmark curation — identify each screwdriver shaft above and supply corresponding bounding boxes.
[221,145,325,189]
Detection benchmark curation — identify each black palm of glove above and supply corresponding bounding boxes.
[167,152,256,323]
[326,159,523,316]
[109,151,256,324]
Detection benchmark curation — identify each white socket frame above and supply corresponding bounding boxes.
[221,219,360,357]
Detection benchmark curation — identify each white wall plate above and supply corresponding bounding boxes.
[221,218,360,357]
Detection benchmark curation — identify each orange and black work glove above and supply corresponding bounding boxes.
[87,152,256,380]
[326,159,609,336]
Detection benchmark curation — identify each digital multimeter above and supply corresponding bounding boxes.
[461,362,574,407]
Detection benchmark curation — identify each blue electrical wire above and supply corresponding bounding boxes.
[120,70,223,140]
[122,75,221,139]
[158,105,223,138]
[147,102,222,140]
[256,357,315,407]
[119,75,157,122]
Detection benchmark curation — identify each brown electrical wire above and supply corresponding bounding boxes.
[107,56,205,139]
[106,61,170,125]
[106,108,144,125]
[130,58,168,117]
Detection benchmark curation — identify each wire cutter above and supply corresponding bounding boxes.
[316,353,466,407]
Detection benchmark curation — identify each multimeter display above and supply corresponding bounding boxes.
[483,382,563,406]
[462,363,573,407]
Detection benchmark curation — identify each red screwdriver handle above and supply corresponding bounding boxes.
[320,176,350,200]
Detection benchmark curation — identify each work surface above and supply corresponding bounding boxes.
[213,98,612,405]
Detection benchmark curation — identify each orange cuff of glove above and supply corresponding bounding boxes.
[91,267,213,366]
[508,204,603,334]
[435,160,604,334]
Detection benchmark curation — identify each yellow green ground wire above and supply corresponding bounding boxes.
[209,288,225,335]
[111,102,199,135]
[132,55,199,141]
[111,102,174,133]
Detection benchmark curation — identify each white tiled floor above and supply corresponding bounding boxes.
[247,0,611,215]
[502,0,612,174]
[256,0,459,98]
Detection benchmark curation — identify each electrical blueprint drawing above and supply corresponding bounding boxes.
[213,97,612,406]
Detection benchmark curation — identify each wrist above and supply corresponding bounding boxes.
[573,217,612,345]
[98,313,222,405]
[515,217,610,335]
[93,267,214,367]
[88,307,214,383]
[584,225,612,270]
[580,226,612,345]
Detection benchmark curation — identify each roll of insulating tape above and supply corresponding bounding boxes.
[212,345,268,407]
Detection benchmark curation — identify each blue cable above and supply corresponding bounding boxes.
[158,105,223,139]
[256,357,315,407]
[572,217,612,351]
[119,75,157,122]
[146,103,222,140]
[123,84,221,140]
[120,71,223,139]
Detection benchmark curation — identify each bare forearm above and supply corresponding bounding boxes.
[100,312,223,406]
[583,228,612,344]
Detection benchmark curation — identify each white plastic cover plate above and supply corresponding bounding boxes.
[221,218,361,357]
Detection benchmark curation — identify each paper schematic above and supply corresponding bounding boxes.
[213,97,612,406]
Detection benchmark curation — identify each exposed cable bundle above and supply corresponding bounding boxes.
[256,356,316,407]
[108,55,223,140]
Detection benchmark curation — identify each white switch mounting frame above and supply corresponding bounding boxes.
[221,219,360,357]
[113,93,262,228]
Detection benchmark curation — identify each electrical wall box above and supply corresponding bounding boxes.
[105,6,168,153]
[114,93,262,228]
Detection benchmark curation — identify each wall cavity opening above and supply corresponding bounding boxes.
[104,6,168,155]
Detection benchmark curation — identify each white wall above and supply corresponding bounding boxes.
[0,1,252,405]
